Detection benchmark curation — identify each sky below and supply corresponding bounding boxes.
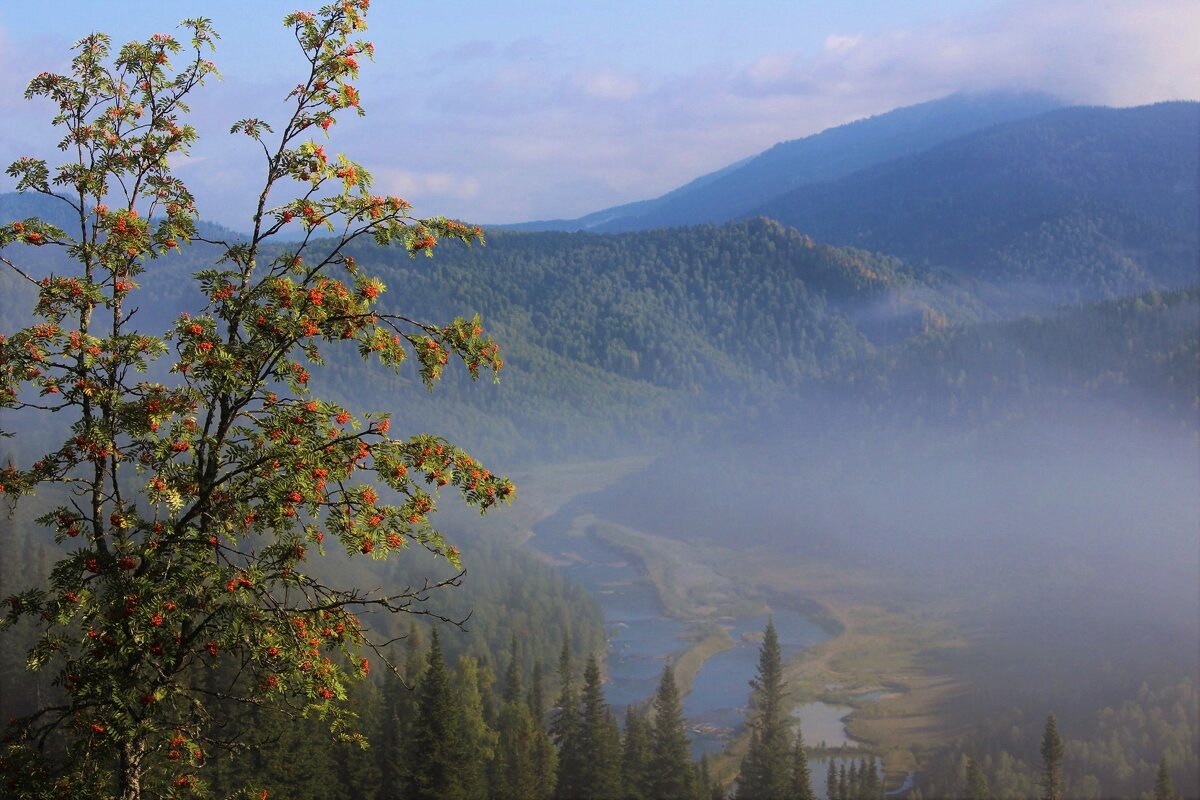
[0,0,1197,228]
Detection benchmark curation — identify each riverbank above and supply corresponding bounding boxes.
[507,457,968,791]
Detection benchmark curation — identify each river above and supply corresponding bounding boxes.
[531,497,839,757]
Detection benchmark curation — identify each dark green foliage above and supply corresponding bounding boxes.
[830,286,1200,430]
[552,641,586,800]
[919,680,1199,800]
[752,103,1200,303]
[648,664,694,800]
[961,754,988,800]
[695,755,726,800]
[866,757,883,799]
[737,619,794,799]
[406,631,463,800]
[494,639,538,800]
[1153,756,1176,800]
[529,661,558,800]
[453,656,498,800]
[374,527,606,685]
[493,696,538,800]
[578,654,623,800]
[1039,714,1065,800]
[621,706,651,800]
[790,729,815,800]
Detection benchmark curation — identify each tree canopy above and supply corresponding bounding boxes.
[0,5,512,798]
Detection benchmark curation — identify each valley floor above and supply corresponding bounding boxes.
[502,458,972,790]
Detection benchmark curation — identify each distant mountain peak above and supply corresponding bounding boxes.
[506,90,1066,234]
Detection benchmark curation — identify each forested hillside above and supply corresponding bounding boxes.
[818,285,1200,428]
[752,102,1199,304]
[511,90,1063,233]
[0,205,986,460]
[2,87,1197,799]
[915,679,1198,800]
[3,189,1194,462]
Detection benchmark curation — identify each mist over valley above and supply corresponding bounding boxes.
[1,47,1196,798]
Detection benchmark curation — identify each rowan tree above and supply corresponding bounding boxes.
[0,4,512,799]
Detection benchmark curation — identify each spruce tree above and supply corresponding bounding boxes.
[579,654,623,800]
[495,640,538,800]
[504,635,524,703]
[696,754,726,800]
[648,663,694,800]
[837,760,848,800]
[337,680,384,800]
[790,727,815,800]
[529,660,559,800]
[826,758,839,800]
[621,705,651,800]
[1038,714,1064,800]
[866,757,882,800]
[1153,755,1176,800]
[454,656,498,800]
[965,755,990,800]
[377,625,425,799]
[406,630,464,800]
[736,618,794,799]
[553,641,586,800]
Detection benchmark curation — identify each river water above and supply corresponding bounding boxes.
[531,498,837,757]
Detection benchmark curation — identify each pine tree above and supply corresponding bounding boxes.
[621,705,651,800]
[790,727,815,800]
[406,630,464,800]
[965,755,990,800]
[579,654,623,800]
[826,758,839,800]
[1153,755,1176,800]
[736,618,794,799]
[648,663,694,800]
[837,760,848,800]
[1038,714,1064,800]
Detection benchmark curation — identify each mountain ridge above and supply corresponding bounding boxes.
[506,90,1065,233]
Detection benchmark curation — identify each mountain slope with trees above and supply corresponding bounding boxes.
[510,90,1063,233]
[750,102,1199,304]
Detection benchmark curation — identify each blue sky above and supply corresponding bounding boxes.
[1,1,1197,227]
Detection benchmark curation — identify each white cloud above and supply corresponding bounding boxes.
[3,0,1196,228]
[578,70,641,101]
[375,168,482,203]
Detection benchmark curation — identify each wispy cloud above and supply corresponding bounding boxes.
[379,0,1198,223]
[2,1,1196,228]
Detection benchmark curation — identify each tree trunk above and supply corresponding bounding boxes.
[119,740,145,800]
